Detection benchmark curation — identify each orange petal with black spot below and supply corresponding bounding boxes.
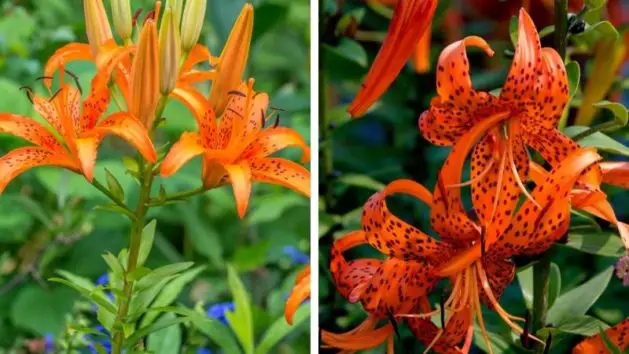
[572,318,629,353]
[240,127,310,163]
[223,163,252,218]
[0,147,79,193]
[160,132,206,177]
[284,265,310,325]
[322,316,393,351]
[408,308,473,353]
[44,43,94,88]
[91,112,157,163]
[348,0,437,117]
[249,158,310,197]
[601,161,629,188]
[0,114,64,150]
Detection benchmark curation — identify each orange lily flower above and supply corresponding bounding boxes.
[348,0,437,117]
[572,318,629,353]
[324,139,602,353]
[0,54,156,192]
[284,264,310,325]
[419,8,603,241]
[160,80,310,218]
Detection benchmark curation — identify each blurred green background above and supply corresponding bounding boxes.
[319,0,629,353]
[0,0,310,352]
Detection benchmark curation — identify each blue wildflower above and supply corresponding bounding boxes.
[88,326,112,354]
[44,333,54,353]
[282,246,309,265]
[197,349,213,354]
[206,302,235,325]
[96,273,109,286]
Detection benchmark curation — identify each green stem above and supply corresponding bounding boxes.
[146,186,207,207]
[554,0,568,59]
[320,76,334,210]
[571,120,618,141]
[91,179,135,219]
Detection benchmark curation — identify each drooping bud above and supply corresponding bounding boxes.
[111,0,132,43]
[159,6,181,95]
[209,4,253,115]
[180,0,207,52]
[84,0,113,55]
[165,0,184,28]
[130,19,160,128]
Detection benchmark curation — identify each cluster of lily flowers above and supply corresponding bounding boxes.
[323,1,629,353]
[0,0,312,347]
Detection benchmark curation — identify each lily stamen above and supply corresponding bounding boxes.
[446,158,494,189]
[505,125,541,209]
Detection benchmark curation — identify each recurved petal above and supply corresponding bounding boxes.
[361,179,447,261]
[92,112,157,162]
[284,265,310,325]
[178,71,217,87]
[170,85,215,132]
[322,316,393,352]
[408,308,473,353]
[348,0,437,117]
[0,147,79,193]
[160,132,206,177]
[223,163,252,218]
[240,127,310,163]
[0,114,63,149]
[500,9,542,104]
[572,318,629,353]
[32,94,65,137]
[411,25,431,74]
[44,43,94,88]
[601,161,629,188]
[478,258,516,308]
[249,158,310,197]
[180,44,215,74]
[75,136,101,182]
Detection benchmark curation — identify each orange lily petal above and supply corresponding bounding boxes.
[284,265,310,325]
[249,158,310,197]
[0,147,79,193]
[361,178,449,261]
[480,258,516,307]
[601,161,629,188]
[348,0,437,117]
[572,318,629,353]
[0,114,64,150]
[32,94,66,137]
[322,317,393,351]
[240,127,310,163]
[329,230,379,300]
[43,43,94,88]
[411,24,431,74]
[217,84,249,149]
[170,85,213,128]
[408,308,473,352]
[224,163,252,218]
[92,111,157,161]
[500,9,541,104]
[74,136,102,182]
[178,71,217,86]
[160,132,206,177]
[181,44,215,74]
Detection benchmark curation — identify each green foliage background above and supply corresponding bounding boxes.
[319,0,629,353]
[0,0,310,352]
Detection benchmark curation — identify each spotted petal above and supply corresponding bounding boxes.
[284,265,310,325]
[240,127,310,163]
[160,132,206,177]
[249,158,310,197]
[572,318,629,353]
[0,147,79,193]
[0,114,63,150]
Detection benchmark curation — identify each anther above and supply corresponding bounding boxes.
[34,76,54,82]
[49,88,64,102]
[132,8,143,25]
[520,310,532,349]
[272,114,281,128]
[260,109,266,128]
[228,90,247,98]
[542,333,552,354]
[440,293,447,333]
[144,9,156,23]
[64,69,83,94]
[19,86,34,103]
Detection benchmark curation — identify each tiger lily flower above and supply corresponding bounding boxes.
[0,55,156,192]
[419,8,603,241]
[348,0,437,117]
[572,318,629,353]
[160,80,310,218]
[284,264,310,325]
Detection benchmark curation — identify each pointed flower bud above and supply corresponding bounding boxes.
[165,0,184,28]
[159,6,181,95]
[111,0,133,43]
[84,0,113,55]
[209,4,253,115]
[130,19,161,128]
[180,0,207,52]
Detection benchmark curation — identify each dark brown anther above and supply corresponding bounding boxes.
[543,333,552,354]
[227,90,246,98]
[386,310,408,353]
[19,86,34,103]
[132,8,143,25]
[49,87,64,102]
[64,69,83,94]
[260,109,266,128]
[34,76,54,82]
[440,293,447,333]
[272,114,281,128]
[144,9,156,23]
[270,106,286,112]
[520,310,532,349]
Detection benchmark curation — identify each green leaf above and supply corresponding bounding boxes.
[140,266,206,328]
[174,307,241,353]
[586,0,606,10]
[509,15,518,47]
[147,313,182,354]
[517,265,534,309]
[135,262,194,292]
[138,220,157,267]
[562,231,624,257]
[225,265,254,354]
[105,168,125,201]
[546,266,614,325]
[255,306,309,354]
[93,204,136,220]
[600,326,624,354]
[10,285,76,336]
[336,174,385,191]
[103,253,125,277]
[123,316,189,348]
[555,315,610,336]
[49,277,117,314]
[68,324,109,337]
[593,101,628,128]
[566,61,581,101]
[548,263,562,309]
[128,277,173,321]
[564,126,629,156]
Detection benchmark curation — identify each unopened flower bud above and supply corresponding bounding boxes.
[130,19,160,128]
[84,0,113,55]
[111,0,132,42]
[180,0,207,52]
[159,6,181,95]
[165,0,184,27]
[209,4,253,115]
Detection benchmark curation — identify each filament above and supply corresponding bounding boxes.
[506,128,541,209]
[447,159,495,189]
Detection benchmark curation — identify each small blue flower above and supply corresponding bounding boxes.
[282,246,309,265]
[96,274,109,286]
[44,333,54,353]
[88,326,112,354]
[197,349,213,354]
[206,302,235,325]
